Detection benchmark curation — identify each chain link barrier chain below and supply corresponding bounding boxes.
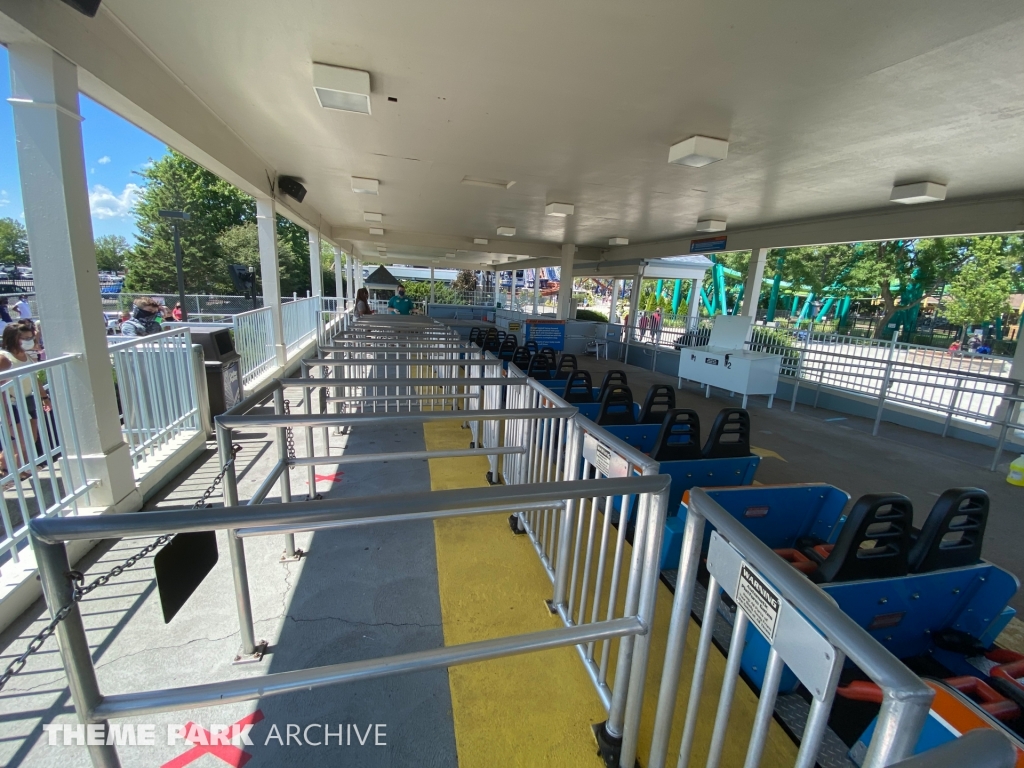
[0,444,243,691]
[283,399,296,459]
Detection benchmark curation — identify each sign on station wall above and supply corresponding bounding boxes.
[524,319,566,350]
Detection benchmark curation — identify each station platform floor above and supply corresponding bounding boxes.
[1,354,1021,767]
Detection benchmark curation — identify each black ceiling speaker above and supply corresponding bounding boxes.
[277,176,307,203]
[59,0,102,17]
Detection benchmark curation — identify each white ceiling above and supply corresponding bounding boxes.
[18,0,1024,264]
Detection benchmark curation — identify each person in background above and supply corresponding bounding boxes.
[387,284,414,315]
[355,287,373,317]
[172,302,184,321]
[0,323,44,485]
[121,297,162,336]
[0,298,12,332]
[14,294,31,321]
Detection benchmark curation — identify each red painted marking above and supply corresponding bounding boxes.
[161,710,264,768]
[314,471,345,483]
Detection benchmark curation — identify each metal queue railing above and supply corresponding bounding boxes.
[28,476,670,768]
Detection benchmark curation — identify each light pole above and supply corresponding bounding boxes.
[158,209,191,321]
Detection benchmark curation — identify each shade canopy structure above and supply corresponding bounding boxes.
[363,265,401,292]
[1,0,1022,273]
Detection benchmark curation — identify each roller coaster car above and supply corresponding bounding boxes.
[469,327,483,346]
[482,328,501,353]
[554,354,577,380]
[596,404,760,538]
[846,678,1024,766]
[498,334,518,363]
[731,486,1017,694]
[511,345,532,370]
[526,351,556,380]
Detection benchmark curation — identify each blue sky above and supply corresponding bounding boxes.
[0,45,167,243]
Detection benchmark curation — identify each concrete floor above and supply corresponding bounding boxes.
[572,354,1024,612]
[0,395,458,767]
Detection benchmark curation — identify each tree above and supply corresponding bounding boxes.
[216,222,308,297]
[94,234,131,272]
[944,237,1019,342]
[126,150,254,294]
[453,269,478,293]
[0,218,29,266]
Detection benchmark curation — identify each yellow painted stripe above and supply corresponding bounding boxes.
[426,418,796,767]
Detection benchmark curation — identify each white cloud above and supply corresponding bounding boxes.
[0,190,9,207]
[97,156,111,164]
[89,183,141,219]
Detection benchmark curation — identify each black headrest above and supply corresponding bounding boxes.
[651,409,702,462]
[511,346,532,369]
[908,488,989,573]
[702,408,751,458]
[555,354,578,380]
[525,340,539,355]
[597,385,636,426]
[598,370,628,402]
[482,328,501,352]
[526,353,555,380]
[639,385,676,424]
[564,370,594,403]
[812,494,913,584]
[498,335,518,361]
[469,327,482,344]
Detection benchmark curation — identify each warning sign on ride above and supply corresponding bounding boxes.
[735,563,780,643]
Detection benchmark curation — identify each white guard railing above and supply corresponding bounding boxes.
[0,354,97,571]
[232,305,275,389]
[108,328,201,474]
[282,295,320,355]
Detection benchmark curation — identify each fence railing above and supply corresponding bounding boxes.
[282,295,320,354]
[646,487,935,768]
[0,354,97,572]
[232,306,276,389]
[107,328,202,474]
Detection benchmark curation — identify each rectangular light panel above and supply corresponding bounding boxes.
[313,63,371,115]
[352,177,379,195]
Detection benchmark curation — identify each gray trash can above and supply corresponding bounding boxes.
[191,328,242,416]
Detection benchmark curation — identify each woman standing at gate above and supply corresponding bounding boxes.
[355,287,373,317]
[0,323,43,485]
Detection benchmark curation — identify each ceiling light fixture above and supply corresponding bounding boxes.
[351,177,379,195]
[890,181,947,204]
[497,226,516,236]
[363,212,383,222]
[473,238,489,245]
[313,63,372,115]
[668,135,729,167]
[462,176,515,190]
[369,227,384,236]
[545,202,575,217]
[609,237,629,246]
[445,253,457,258]
[695,219,727,232]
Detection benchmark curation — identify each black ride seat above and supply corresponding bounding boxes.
[482,329,501,353]
[597,385,636,426]
[563,370,595,403]
[526,353,556,380]
[469,327,482,345]
[597,370,628,403]
[511,345,532,369]
[701,408,751,458]
[525,340,539,356]
[555,354,578,380]
[498,335,518,362]
[639,385,676,424]
[908,488,989,573]
[651,409,702,461]
[808,493,914,584]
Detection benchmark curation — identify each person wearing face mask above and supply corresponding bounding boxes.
[121,298,162,337]
[387,284,414,315]
[0,323,42,484]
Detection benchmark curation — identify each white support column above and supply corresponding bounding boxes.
[308,230,323,298]
[493,271,500,309]
[255,197,287,367]
[688,278,702,322]
[333,245,344,305]
[609,279,621,322]
[429,266,436,305]
[533,269,540,315]
[8,44,138,511]
[628,265,645,326]
[557,244,575,320]
[740,247,769,318]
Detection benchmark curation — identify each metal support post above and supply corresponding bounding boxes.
[873,331,899,436]
[216,424,261,660]
[33,537,121,767]
[272,388,300,560]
